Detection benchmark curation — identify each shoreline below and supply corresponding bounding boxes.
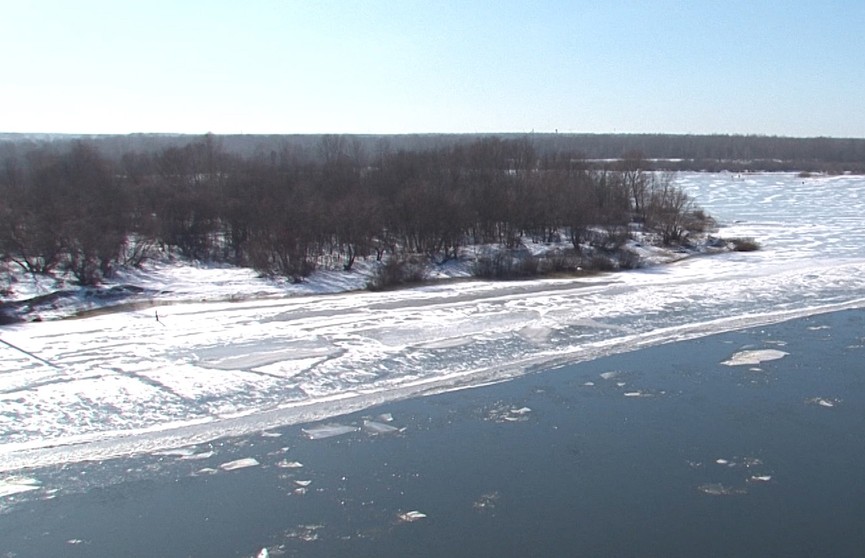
[2,307,864,557]
[3,298,863,473]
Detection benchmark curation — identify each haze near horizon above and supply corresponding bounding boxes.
[3,0,864,138]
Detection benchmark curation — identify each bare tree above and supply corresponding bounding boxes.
[645,172,692,244]
[618,150,650,218]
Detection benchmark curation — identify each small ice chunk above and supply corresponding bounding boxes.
[302,423,358,440]
[715,458,729,465]
[623,391,652,397]
[286,524,322,539]
[66,539,84,545]
[261,431,282,438]
[510,407,532,415]
[276,460,304,469]
[616,382,627,387]
[181,451,215,461]
[292,487,308,495]
[377,413,394,422]
[583,381,595,387]
[397,510,427,522]
[722,349,788,366]
[472,491,501,511]
[363,420,400,435]
[154,447,198,457]
[257,548,269,558]
[806,397,838,408]
[219,458,260,471]
[0,476,41,497]
[294,480,312,487]
[194,467,218,475]
[599,371,619,380]
[697,483,744,496]
[749,475,772,482]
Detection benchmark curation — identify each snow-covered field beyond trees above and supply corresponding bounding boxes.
[2,172,865,471]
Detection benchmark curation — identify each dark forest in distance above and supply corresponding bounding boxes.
[2,132,864,173]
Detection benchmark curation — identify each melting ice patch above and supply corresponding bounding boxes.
[397,510,427,523]
[806,397,840,408]
[302,423,358,440]
[219,458,260,471]
[363,420,401,435]
[276,460,304,469]
[0,476,41,497]
[698,483,746,496]
[722,349,789,366]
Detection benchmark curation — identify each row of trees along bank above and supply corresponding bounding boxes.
[0,136,712,287]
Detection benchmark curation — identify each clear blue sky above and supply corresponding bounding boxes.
[3,0,864,137]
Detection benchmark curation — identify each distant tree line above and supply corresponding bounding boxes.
[2,135,714,287]
[3,132,864,173]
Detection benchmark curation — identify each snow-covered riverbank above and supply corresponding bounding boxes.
[2,172,865,470]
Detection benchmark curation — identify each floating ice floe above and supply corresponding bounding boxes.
[66,539,84,545]
[583,381,595,387]
[713,456,763,469]
[302,423,359,440]
[697,483,746,496]
[260,431,282,438]
[473,491,500,512]
[276,460,304,469]
[154,447,198,458]
[749,475,772,483]
[363,419,401,435]
[623,391,652,398]
[194,467,218,475]
[256,548,269,558]
[219,458,260,471]
[180,451,215,461]
[293,480,312,487]
[0,476,41,497]
[806,397,840,408]
[721,349,789,366]
[599,371,620,380]
[397,510,427,523]
[485,402,532,423]
[377,412,394,422]
[285,524,323,541]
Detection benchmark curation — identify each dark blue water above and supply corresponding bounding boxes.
[2,309,864,557]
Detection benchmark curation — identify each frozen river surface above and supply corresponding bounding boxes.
[1,172,864,470]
